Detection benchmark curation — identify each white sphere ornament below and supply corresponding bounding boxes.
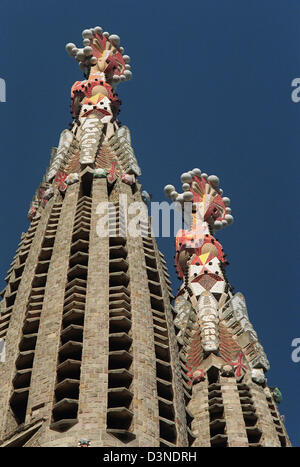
[89,56,97,65]
[183,191,193,202]
[225,214,234,224]
[180,172,192,183]
[182,183,190,191]
[109,34,120,46]
[164,185,175,196]
[94,26,103,35]
[76,50,85,61]
[83,39,91,46]
[71,47,78,56]
[82,29,93,39]
[123,55,130,64]
[120,47,124,53]
[84,46,93,56]
[112,74,121,83]
[208,175,220,187]
[222,220,228,227]
[66,43,76,54]
[125,64,131,70]
[170,191,178,200]
[192,168,201,177]
[214,220,222,230]
[103,31,109,37]
[201,173,208,179]
[225,207,231,213]
[124,70,132,80]
[222,197,231,206]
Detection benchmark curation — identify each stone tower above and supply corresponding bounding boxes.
[163,171,291,447]
[0,26,189,447]
[0,25,291,448]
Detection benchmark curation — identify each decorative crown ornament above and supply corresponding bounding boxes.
[65,26,132,85]
[164,168,234,231]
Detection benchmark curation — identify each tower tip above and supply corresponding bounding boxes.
[65,26,132,85]
[164,169,234,231]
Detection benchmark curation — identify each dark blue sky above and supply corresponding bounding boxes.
[0,0,299,445]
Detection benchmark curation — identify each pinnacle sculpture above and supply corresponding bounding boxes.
[163,171,291,446]
[0,25,291,447]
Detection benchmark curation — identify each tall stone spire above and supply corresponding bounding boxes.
[0,26,188,447]
[164,170,291,447]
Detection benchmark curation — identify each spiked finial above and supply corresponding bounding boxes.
[164,168,234,231]
[65,26,132,85]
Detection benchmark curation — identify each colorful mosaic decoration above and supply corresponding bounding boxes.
[164,169,269,384]
[65,27,131,84]
[55,172,68,192]
[65,27,134,168]
[27,26,140,221]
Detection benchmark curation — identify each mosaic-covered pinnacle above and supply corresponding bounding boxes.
[65,26,132,85]
[164,168,234,231]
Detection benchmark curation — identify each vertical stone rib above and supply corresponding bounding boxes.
[0,219,41,340]
[220,377,248,447]
[78,178,110,443]
[154,242,189,446]
[0,201,53,438]
[25,184,80,434]
[125,185,160,446]
[250,383,281,446]
[265,392,292,447]
[188,379,210,446]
